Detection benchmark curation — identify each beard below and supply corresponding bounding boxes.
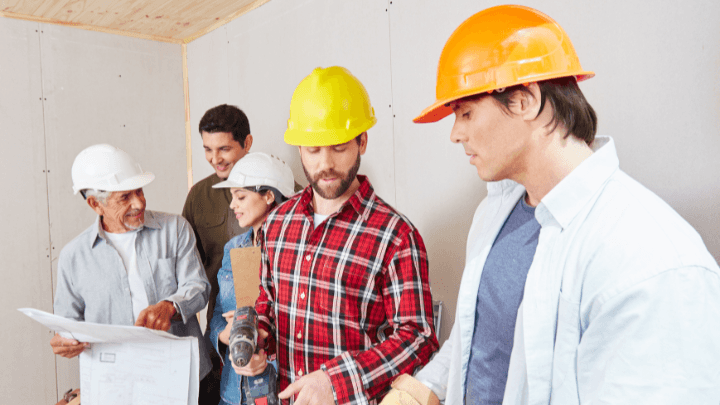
[123,209,145,230]
[303,152,361,200]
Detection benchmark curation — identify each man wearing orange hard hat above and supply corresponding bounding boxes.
[402,5,720,405]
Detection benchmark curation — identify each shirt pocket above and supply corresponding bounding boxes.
[551,291,581,405]
[217,270,237,312]
[316,259,372,323]
[153,257,178,299]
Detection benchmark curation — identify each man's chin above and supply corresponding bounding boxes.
[311,184,342,200]
[123,216,145,230]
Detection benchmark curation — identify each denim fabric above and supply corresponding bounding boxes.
[210,230,279,405]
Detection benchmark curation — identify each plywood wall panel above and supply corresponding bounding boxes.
[36,22,186,395]
[187,25,230,188]
[0,17,59,405]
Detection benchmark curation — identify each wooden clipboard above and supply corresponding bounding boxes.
[229,246,262,308]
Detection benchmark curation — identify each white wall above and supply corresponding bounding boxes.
[0,18,186,404]
[188,0,720,347]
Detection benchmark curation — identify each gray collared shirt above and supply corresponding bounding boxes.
[54,210,212,378]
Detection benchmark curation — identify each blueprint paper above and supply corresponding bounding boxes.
[19,308,199,405]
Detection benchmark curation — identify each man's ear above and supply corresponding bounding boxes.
[243,134,253,152]
[508,83,542,121]
[86,196,104,216]
[358,132,368,155]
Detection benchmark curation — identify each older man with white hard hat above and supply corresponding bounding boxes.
[50,143,212,382]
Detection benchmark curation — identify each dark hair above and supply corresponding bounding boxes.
[199,104,251,147]
[246,186,287,210]
[470,77,597,145]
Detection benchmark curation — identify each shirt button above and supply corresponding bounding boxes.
[305,254,311,261]
[297,332,302,339]
[298,370,303,376]
[300,292,305,299]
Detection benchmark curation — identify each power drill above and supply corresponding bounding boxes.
[229,306,278,405]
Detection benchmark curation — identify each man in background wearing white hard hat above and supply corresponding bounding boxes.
[254,66,439,405]
[51,144,213,386]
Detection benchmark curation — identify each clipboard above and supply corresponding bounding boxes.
[229,246,262,308]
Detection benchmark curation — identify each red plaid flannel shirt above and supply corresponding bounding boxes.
[256,176,438,405]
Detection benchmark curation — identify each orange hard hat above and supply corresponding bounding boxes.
[414,5,594,123]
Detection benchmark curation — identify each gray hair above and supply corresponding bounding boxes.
[82,189,111,205]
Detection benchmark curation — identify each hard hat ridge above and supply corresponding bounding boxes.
[285,66,377,147]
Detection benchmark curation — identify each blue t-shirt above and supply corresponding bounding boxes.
[465,195,541,404]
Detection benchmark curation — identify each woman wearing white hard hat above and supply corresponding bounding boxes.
[207,152,295,405]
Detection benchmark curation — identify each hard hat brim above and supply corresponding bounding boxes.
[212,179,245,189]
[72,172,155,195]
[284,117,376,147]
[413,72,594,124]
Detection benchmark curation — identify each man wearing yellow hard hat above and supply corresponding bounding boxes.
[404,5,719,405]
[253,66,439,405]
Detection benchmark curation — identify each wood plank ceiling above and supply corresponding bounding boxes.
[0,0,271,43]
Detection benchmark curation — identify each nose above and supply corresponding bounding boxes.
[450,117,465,144]
[130,190,146,210]
[212,151,222,165]
[316,148,335,173]
[229,195,239,210]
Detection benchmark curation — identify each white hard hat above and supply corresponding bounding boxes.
[213,152,294,198]
[71,144,155,195]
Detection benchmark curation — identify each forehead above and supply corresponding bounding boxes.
[230,187,256,196]
[201,131,239,147]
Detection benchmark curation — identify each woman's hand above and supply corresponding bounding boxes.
[230,348,268,376]
[218,310,235,345]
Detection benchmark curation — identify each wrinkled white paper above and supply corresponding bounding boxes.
[19,308,198,405]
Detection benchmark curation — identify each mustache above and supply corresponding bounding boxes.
[312,169,344,182]
[125,209,143,217]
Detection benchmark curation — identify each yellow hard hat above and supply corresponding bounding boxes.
[285,66,377,146]
[414,5,594,123]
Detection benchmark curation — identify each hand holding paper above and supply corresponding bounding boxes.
[50,333,89,358]
[134,300,175,331]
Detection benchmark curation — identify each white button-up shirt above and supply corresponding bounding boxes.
[416,136,720,404]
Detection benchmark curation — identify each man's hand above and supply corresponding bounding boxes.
[135,300,175,331]
[278,369,335,405]
[230,348,268,376]
[218,310,235,345]
[50,333,89,358]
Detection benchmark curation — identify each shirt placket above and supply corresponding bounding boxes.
[292,220,324,380]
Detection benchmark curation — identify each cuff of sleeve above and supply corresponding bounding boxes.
[166,300,184,323]
[257,321,276,359]
[322,352,367,405]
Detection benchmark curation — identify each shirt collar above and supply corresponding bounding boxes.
[298,175,373,222]
[89,210,159,248]
[538,136,618,230]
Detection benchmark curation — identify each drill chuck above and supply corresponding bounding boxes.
[229,306,259,367]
